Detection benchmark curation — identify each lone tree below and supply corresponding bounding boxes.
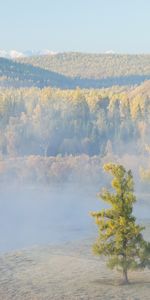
[91,163,150,284]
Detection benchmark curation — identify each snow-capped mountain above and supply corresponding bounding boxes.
[23,49,57,57]
[0,49,57,59]
[105,50,115,54]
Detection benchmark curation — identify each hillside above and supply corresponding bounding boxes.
[0,57,73,89]
[18,52,150,79]
[130,79,150,98]
[0,54,150,89]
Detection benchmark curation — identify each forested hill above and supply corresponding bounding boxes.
[0,57,73,89]
[18,52,150,79]
[0,54,150,89]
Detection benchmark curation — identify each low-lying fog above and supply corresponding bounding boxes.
[0,185,150,253]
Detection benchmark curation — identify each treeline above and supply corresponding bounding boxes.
[0,155,102,185]
[0,153,148,188]
[0,82,150,158]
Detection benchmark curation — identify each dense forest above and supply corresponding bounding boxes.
[0,81,150,186]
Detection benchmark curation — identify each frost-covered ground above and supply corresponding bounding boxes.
[0,234,150,300]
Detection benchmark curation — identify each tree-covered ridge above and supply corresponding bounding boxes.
[17,53,150,79]
[0,81,150,159]
[129,80,150,98]
[0,57,73,89]
[1,55,150,89]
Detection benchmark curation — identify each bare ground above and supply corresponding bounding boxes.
[0,237,150,300]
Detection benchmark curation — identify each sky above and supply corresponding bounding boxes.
[0,0,150,53]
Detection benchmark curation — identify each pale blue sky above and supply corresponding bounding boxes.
[0,0,150,53]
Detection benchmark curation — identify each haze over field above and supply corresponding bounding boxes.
[0,79,150,255]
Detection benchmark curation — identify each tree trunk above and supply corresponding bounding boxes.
[122,269,129,285]
[44,145,48,157]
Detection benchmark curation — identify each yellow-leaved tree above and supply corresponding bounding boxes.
[91,163,150,284]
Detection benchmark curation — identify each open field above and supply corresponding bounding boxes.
[0,226,150,300]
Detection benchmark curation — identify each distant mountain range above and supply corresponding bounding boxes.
[0,49,57,59]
